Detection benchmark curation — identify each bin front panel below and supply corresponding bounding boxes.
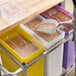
[63,39,75,69]
[0,49,44,76]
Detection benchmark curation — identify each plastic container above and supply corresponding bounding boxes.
[44,44,64,76]
[20,15,64,50]
[20,15,65,76]
[59,23,75,69]
[40,5,75,69]
[40,5,73,23]
[0,26,44,76]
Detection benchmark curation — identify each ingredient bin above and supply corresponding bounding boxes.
[20,15,64,49]
[20,15,65,76]
[40,5,73,23]
[0,26,44,76]
[40,5,75,69]
[59,23,75,69]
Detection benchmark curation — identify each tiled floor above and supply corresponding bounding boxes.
[67,70,75,76]
[62,66,75,76]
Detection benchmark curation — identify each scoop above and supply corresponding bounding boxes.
[37,25,65,34]
[40,19,58,25]
[37,19,58,34]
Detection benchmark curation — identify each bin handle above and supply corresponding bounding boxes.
[0,44,22,67]
[0,44,26,75]
[0,63,22,75]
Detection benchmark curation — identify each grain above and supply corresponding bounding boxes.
[25,18,59,42]
[43,7,72,22]
[59,23,73,32]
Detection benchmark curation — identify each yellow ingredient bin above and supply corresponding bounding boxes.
[0,26,44,76]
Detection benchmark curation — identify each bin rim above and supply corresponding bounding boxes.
[0,26,44,63]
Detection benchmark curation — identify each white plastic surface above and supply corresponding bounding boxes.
[20,15,65,50]
[20,15,64,76]
[44,44,64,76]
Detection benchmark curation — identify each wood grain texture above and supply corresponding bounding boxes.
[0,0,64,34]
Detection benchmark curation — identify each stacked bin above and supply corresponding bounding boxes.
[59,23,75,69]
[40,5,75,69]
[0,26,44,76]
[20,15,65,76]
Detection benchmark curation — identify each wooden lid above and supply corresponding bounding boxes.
[0,0,64,34]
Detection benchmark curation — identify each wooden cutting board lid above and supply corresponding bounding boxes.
[0,0,64,34]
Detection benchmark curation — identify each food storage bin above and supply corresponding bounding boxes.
[40,5,73,23]
[20,15,65,76]
[20,15,64,49]
[44,44,64,76]
[41,6,75,69]
[59,23,75,69]
[0,26,44,76]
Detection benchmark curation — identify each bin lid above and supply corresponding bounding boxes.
[0,26,44,63]
[0,0,64,34]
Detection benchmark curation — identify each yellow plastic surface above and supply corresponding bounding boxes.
[0,26,44,63]
[0,49,44,76]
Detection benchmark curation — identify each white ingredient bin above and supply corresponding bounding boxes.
[20,15,65,76]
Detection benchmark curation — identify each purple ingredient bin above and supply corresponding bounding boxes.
[40,5,75,69]
[63,28,75,69]
[62,27,75,69]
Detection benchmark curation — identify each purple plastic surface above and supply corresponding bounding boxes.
[41,5,74,19]
[65,29,73,36]
[63,39,75,69]
[40,5,75,69]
